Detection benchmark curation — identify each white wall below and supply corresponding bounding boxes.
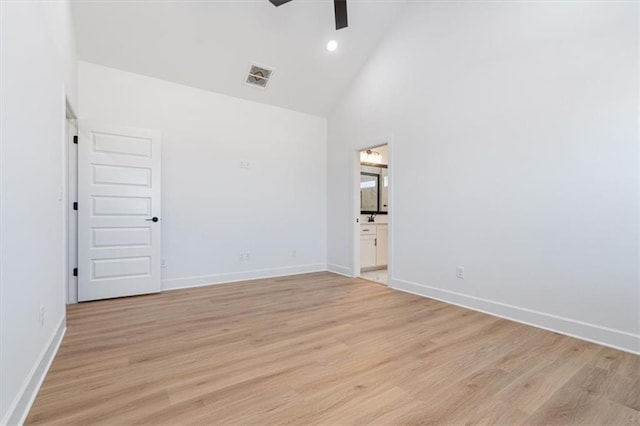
[0,1,77,424]
[328,1,639,353]
[78,62,327,291]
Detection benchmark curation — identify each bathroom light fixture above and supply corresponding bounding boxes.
[360,149,382,164]
[326,40,338,52]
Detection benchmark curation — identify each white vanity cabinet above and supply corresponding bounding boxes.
[360,224,388,270]
[360,225,377,268]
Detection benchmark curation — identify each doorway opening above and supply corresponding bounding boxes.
[356,143,390,285]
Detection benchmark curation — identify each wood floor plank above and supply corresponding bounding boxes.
[25,272,639,425]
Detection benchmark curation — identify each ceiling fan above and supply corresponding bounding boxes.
[269,0,348,30]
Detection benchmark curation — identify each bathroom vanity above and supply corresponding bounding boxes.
[360,223,388,270]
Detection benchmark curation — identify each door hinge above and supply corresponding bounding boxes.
[73,268,78,277]
[375,238,377,246]
[73,135,78,144]
[73,202,78,211]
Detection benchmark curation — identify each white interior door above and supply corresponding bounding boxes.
[78,121,161,302]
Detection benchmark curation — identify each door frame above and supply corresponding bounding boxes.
[352,137,393,287]
[64,100,78,304]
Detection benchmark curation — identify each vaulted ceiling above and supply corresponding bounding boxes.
[71,0,408,117]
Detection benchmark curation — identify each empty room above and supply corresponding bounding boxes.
[1,0,638,424]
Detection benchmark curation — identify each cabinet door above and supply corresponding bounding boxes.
[376,225,388,266]
[361,234,377,269]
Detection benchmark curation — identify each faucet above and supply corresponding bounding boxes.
[367,213,377,223]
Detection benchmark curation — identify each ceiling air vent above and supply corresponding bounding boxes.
[244,64,274,89]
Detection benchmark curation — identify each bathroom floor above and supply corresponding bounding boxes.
[360,268,388,285]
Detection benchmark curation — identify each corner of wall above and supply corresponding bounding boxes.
[1,316,66,426]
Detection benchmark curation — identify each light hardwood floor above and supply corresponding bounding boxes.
[27,272,639,425]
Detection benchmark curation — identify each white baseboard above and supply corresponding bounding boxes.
[326,263,353,277]
[162,263,327,291]
[391,277,640,355]
[2,315,66,426]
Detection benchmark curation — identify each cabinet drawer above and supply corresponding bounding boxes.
[360,225,376,235]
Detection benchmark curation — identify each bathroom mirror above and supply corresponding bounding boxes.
[360,163,389,214]
[360,172,379,213]
[360,165,388,214]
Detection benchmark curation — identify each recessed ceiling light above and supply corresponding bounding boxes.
[326,40,338,52]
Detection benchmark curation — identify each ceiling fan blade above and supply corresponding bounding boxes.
[334,0,348,29]
[269,0,293,6]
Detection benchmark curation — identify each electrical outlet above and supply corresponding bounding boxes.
[291,250,297,257]
[161,258,168,268]
[39,305,44,327]
[240,160,250,169]
[456,266,465,279]
[239,252,250,261]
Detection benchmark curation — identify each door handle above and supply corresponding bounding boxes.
[145,217,159,222]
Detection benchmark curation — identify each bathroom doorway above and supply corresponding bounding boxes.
[356,144,390,285]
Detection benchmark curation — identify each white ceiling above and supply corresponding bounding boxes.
[71,0,408,117]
